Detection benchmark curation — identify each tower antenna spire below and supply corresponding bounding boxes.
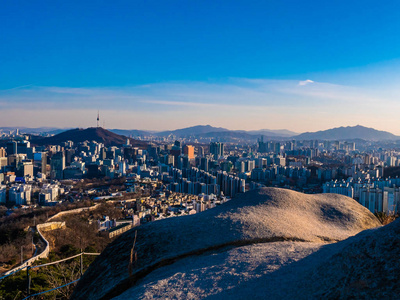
[97,110,100,128]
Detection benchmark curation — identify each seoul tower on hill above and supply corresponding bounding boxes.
[97,111,100,128]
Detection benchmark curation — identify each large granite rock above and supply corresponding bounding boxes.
[306,217,400,299]
[71,188,381,299]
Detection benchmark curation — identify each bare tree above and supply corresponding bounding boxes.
[40,259,80,299]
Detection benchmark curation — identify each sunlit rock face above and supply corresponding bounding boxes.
[71,188,381,300]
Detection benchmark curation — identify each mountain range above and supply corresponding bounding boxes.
[0,127,69,135]
[155,125,399,141]
[294,125,398,141]
[152,125,298,138]
[1,125,399,142]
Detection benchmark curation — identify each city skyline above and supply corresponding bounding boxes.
[2,1,400,133]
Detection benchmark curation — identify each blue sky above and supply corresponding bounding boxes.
[1,1,400,132]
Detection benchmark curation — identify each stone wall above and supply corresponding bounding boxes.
[3,222,66,275]
[47,204,99,221]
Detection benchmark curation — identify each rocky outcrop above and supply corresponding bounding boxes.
[71,188,381,299]
[306,218,400,299]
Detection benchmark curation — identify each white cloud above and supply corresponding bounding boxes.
[298,79,314,86]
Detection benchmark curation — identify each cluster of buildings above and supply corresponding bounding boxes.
[0,134,246,206]
[120,191,231,223]
[2,128,400,222]
[38,183,64,205]
[161,167,245,197]
[323,177,400,214]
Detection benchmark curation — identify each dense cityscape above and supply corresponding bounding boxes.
[2,1,400,299]
[2,125,400,216]
[1,123,400,298]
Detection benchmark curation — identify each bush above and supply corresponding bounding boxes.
[374,212,398,225]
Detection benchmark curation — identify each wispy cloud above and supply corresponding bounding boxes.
[3,84,35,91]
[1,78,400,132]
[140,99,224,108]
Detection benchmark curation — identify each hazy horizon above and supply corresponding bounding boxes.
[2,1,400,133]
[1,123,399,138]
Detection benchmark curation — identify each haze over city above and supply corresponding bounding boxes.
[2,1,400,133]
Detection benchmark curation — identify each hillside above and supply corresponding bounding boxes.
[31,127,148,147]
[109,129,152,137]
[71,188,380,299]
[295,125,398,141]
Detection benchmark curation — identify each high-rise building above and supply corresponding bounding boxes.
[99,147,107,160]
[40,152,47,174]
[167,155,175,166]
[198,146,204,157]
[6,141,17,156]
[174,140,181,148]
[17,141,30,154]
[0,148,6,158]
[0,157,7,168]
[200,157,209,171]
[170,144,182,167]
[50,152,65,180]
[210,142,224,159]
[0,185,6,203]
[8,154,26,167]
[274,142,281,155]
[183,145,195,159]
[258,137,268,153]
[16,160,34,178]
[119,161,126,176]
[65,149,75,165]
[9,184,31,205]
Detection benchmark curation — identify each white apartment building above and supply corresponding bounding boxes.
[9,184,32,205]
[0,185,6,204]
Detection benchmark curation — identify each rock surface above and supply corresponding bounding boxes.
[71,188,381,300]
[306,218,400,299]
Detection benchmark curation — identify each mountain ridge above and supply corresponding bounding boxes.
[294,125,398,141]
[155,125,229,137]
[1,125,398,141]
[30,127,148,147]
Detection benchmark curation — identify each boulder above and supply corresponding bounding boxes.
[71,188,381,299]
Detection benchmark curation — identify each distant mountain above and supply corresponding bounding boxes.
[0,127,69,135]
[44,128,70,135]
[31,127,148,147]
[109,129,151,137]
[153,125,298,140]
[246,129,299,137]
[294,125,398,141]
[203,131,257,140]
[11,125,396,143]
[156,125,229,137]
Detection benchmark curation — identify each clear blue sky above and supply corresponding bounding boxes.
[1,1,400,132]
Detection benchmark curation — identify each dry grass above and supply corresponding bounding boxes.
[374,212,398,225]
